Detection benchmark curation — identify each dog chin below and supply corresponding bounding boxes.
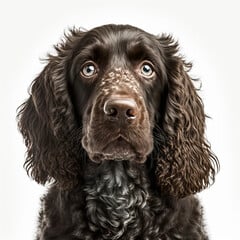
[88,142,148,163]
[82,135,150,163]
[88,151,147,163]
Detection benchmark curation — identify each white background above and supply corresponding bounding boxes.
[0,0,239,239]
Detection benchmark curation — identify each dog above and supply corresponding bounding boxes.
[17,24,219,239]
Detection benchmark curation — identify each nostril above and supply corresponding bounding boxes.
[126,108,136,119]
[103,101,118,117]
[106,107,118,117]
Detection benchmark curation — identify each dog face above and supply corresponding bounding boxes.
[69,25,166,163]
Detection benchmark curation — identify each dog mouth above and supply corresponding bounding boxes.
[86,135,147,163]
[103,136,134,156]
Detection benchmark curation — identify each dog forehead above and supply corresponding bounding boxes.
[84,25,152,54]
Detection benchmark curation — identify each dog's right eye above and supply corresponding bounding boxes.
[81,61,98,78]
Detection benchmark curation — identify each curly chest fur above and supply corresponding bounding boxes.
[39,161,207,240]
[82,161,152,239]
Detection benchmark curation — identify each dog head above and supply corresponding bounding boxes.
[17,24,219,197]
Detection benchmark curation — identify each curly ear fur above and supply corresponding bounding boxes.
[154,35,219,198]
[17,29,85,188]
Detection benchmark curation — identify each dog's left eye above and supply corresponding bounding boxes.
[81,61,98,78]
[139,61,155,78]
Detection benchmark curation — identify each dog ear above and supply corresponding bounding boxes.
[153,35,219,198]
[17,29,85,188]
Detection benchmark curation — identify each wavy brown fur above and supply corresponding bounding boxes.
[153,35,218,197]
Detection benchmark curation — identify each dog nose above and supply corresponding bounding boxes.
[103,97,138,122]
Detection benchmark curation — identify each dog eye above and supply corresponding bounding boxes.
[81,61,98,78]
[139,61,155,78]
